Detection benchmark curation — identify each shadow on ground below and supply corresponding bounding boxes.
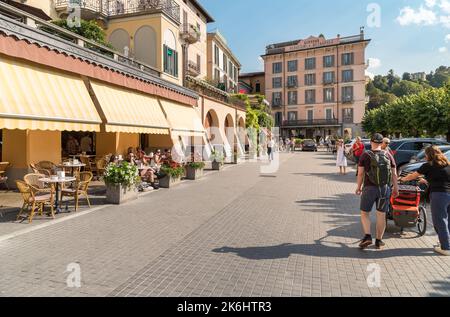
[429,277,450,296]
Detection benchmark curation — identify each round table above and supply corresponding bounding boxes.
[58,163,86,176]
[40,177,76,214]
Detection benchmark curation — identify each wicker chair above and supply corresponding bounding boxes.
[61,172,93,211]
[24,173,52,194]
[0,162,10,190]
[95,158,107,179]
[36,161,57,175]
[15,180,55,223]
[80,155,95,173]
[29,163,51,177]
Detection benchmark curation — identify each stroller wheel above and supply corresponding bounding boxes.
[417,206,427,237]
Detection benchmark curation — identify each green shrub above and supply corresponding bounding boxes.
[104,162,140,188]
[187,162,206,170]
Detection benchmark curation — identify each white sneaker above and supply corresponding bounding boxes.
[434,247,450,256]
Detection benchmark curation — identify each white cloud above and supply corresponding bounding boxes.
[446,34,450,42]
[365,70,375,80]
[439,46,448,52]
[397,6,438,26]
[397,0,450,28]
[367,57,382,70]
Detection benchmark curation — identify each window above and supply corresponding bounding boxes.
[163,44,178,77]
[288,111,298,121]
[273,62,282,74]
[214,69,220,80]
[307,109,314,121]
[305,73,316,86]
[323,88,334,102]
[323,71,335,84]
[342,70,354,82]
[287,75,298,88]
[272,92,282,106]
[323,55,335,68]
[305,89,316,104]
[229,61,233,77]
[325,108,333,120]
[342,53,354,65]
[255,82,261,93]
[305,57,316,70]
[288,91,298,105]
[272,77,282,88]
[214,45,219,66]
[342,86,354,102]
[223,54,228,72]
[287,60,298,72]
[275,112,283,127]
[342,108,354,123]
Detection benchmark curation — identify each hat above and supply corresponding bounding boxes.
[371,133,384,144]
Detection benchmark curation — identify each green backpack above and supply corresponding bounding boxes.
[365,150,392,186]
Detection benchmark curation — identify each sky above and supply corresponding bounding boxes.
[201,0,450,77]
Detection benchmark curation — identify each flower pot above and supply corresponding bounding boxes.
[185,166,204,180]
[159,175,182,188]
[106,183,138,205]
[212,161,223,171]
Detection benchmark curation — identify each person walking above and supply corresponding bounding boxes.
[267,137,275,162]
[399,146,450,256]
[336,139,348,175]
[356,133,399,250]
[381,138,394,156]
[352,137,365,176]
[285,138,291,153]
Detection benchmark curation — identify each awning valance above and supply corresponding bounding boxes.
[159,99,206,138]
[0,56,101,131]
[90,81,170,135]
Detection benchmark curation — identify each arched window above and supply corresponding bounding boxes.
[109,29,130,55]
[163,29,178,77]
[134,26,157,67]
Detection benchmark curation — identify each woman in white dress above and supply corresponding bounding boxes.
[336,139,347,175]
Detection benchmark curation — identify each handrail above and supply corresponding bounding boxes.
[0,1,161,76]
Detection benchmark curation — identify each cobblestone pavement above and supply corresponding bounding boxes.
[0,152,449,297]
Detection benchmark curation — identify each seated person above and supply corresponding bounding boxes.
[153,149,163,166]
[135,147,147,163]
[126,147,137,165]
[109,155,119,165]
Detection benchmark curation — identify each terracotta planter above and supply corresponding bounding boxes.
[106,183,138,205]
[159,175,182,188]
[185,166,204,180]
[212,161,223,171]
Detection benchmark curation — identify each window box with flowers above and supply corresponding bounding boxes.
[185,152,205,180]
[159,162,185,188]
[104,162,140,204]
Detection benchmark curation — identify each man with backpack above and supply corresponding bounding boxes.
[356,133,399,250]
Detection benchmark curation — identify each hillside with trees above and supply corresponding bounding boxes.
[366,66,450,110]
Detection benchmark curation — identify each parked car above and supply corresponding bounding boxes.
[399,150,450,176]
[302,139,318,152]
[409,145,450,163]
[389,138,449,168]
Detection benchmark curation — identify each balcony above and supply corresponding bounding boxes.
[54,0,181,23]
[282,119,340,128]
[181,23,201,44]
[286,82,298,89]
[187,60,200,77]
[342,96,354,104]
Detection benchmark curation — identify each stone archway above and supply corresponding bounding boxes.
[205,110,220,144]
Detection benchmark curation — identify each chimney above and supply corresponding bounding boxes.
[360,26,365,39]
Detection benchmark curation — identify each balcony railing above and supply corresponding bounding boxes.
[54,0,181,23]
[181,23,201,44]
[187,60,200,76]
[282,119,340,127]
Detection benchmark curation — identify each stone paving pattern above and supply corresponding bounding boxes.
[0,152,449,297]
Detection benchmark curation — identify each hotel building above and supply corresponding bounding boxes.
[262,29,370,140]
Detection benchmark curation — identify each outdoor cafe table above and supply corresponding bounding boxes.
[40,177,76,214]
[58,163,86,176]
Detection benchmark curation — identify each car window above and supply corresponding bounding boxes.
[399,142,426,151]
[416,150,426,161]
[389,142,402,150]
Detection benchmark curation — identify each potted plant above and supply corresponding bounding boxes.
[185,162,206,180]
[211,150,224,170]
[104,162,140,204]
[159,162,185,188]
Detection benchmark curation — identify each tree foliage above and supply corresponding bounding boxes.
[363,85,450,140]
[51,19,113,48]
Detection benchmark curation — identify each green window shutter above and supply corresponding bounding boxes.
[174,51,178,77]
[163,45,168,73]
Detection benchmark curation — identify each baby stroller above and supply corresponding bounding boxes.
[387,182,427,236]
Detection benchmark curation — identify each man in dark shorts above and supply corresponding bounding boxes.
[356,133,399,250]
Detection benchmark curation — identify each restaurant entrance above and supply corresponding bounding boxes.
[61,131,96,158]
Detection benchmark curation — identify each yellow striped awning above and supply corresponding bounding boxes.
[0,56,101,131]
[90,81,170,135]
[159,99,206,137]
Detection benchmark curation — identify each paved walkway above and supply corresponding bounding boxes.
[0,152,449,297]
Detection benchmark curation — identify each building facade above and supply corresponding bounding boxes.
[238,72,265,95]
[262,30,370,140]
[207,30,241,94]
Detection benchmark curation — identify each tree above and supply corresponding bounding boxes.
[402,72,412,81]
[51,19,113,48]
[391,80,424,97]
